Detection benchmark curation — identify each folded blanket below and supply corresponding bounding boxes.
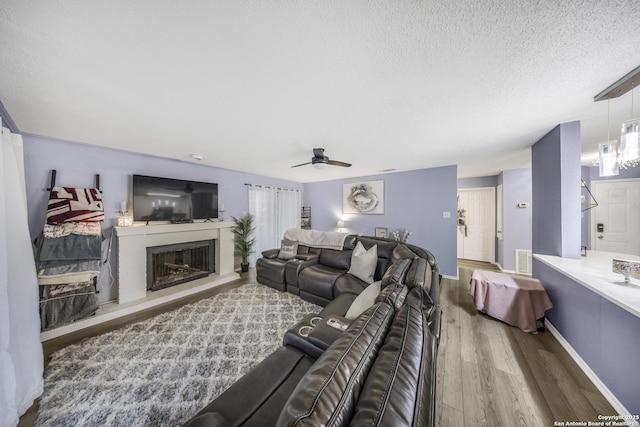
[38,260,101,276]
[43,222,102,239]
[40,284,98,330]
[283,228,348,250]
[38,270,100,285]
[47,187,104,224]
[37,234,102,262]
[45,281,93,297]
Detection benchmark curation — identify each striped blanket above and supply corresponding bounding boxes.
[46,187,104,224]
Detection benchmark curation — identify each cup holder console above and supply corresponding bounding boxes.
[297,316,323,337]
[284,313,350,358]
[298,325,313,337]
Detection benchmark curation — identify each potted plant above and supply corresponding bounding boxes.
[231,213,256,273]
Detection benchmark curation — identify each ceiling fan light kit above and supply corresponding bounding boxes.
[313,162,328,170]
[292,148,352,169]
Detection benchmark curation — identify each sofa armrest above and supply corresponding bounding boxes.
[261,248,280,259]
[295,253,319,262]
[182,412,230,427]
[334,274,367,297]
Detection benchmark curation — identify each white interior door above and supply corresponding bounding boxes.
[591,179,640,256]
[458,187,495,262]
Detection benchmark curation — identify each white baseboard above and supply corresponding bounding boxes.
[445,272,459,281]
[496,262,515,274]
[546,321,634,418]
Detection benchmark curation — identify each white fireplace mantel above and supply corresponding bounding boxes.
[115,222,237,304]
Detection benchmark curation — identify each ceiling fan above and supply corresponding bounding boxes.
[291,148,352,169]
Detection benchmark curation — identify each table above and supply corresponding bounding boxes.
[469,270,553,333]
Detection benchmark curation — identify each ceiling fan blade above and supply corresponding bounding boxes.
[327,159,352,167]
[291,161,312,168]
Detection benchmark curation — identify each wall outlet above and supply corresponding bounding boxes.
[443,211,451,218]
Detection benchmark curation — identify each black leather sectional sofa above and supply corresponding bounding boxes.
[256,234,440,307]
[183,233,441,427]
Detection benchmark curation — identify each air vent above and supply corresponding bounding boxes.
[515,249,532,275]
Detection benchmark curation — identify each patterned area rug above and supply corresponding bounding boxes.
[36,283,320,426]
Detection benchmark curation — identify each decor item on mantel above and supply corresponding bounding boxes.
[612,258,640,286]
[232,213,256,272]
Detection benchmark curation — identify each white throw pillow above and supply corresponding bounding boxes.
[345,280,382,320]
[347,241,378,284]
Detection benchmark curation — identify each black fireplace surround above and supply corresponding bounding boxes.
[146,240,215,291]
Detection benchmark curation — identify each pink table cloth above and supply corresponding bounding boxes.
[469,270,553,333]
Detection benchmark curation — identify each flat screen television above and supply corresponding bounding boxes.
[132,174,218,222]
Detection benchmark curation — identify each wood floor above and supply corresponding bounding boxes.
[21,265,615,426]
[436,263,615,426]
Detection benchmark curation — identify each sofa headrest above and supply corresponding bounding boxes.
[381,258,412,289]
[350,292,437,427]
[405,258,432,292]
[343,235,358,250]
[357,236,397,259]
[320,248,353,270]
[392,244,419,261]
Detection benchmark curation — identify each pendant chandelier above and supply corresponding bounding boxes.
[594,66,640,176]
[597,100,619,177]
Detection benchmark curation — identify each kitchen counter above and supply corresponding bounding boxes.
[534,251,640,318]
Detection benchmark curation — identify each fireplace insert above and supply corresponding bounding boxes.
[146,240,215,291]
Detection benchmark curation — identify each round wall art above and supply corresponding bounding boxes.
[343,180,384,214]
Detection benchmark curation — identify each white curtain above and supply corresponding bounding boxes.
[0,125,44,426]
[248,185,302,266]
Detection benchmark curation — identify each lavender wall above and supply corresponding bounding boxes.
[500,168,532,271]
[457,175,498,188]
[531,122,581,258]
[23,134,302,303]
[303,166,458,277]
[534,259,640,415]
[530,122,640,414]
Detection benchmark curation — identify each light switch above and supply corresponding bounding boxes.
[443,211,451,218]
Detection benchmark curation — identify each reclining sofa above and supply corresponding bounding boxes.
[256,231,440,307]
[183,230,442,427]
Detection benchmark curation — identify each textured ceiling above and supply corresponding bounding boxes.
[2,1,640,182]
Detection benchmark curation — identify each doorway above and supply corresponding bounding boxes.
[457,187,495,263]
[590,178,640,256]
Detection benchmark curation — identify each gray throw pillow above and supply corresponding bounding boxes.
[277,239,298,260]
[347,241,378,284]
[345,280,382,320]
